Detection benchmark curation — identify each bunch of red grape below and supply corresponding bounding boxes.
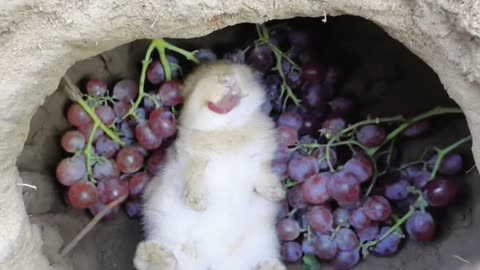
[55,23,471,269]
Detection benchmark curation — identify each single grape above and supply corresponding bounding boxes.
[120,121,134,139]
[328,250,360,270]
[301,83,327,110]
[146,148,167,175]
[328,172,361,206]
[61,130,86,153]
[149,109,177,139]
[403,120,430,138]
[287,185,307,209]
[342,155,373,183]
[288,30,309,48]
[274,146,291,163]
[93,158,120,180]
[277,126,298,147]
[286,71,302,89]
[350,207,372,230]
[298,115,324,137]
[56,157,86,186]
[384,179,411,200]
[128,172,150,197]
[281,242,303,263]
[423,178,457,207]
[88,200,120,221]
[95,105,115,126]
[301,65,323,83]
[288,155,319,182]
[333,208,351,227]
[95,136,120,158]
[67,181,98,209]
[193,48,217,63]
[404,166,431,189]
[159,81,183,106]
[322,116,346,136]
[406,211,435,242]
[67,103,92,128]
[113,79,138,101]
[428,153,463,176]
[306,205,333,233]
[272,160,288,178]
[97,177,129,204]
[276,218,301,241]
[116,147,144,174]
[113,101,132,119]
[314,147,337,171]
[329,97,354,116]
[364,196,392,222]
[86,79,107,97]
[356,125,386,148]
[335,228,359,251]
[277,111,303,131]
[357,224,379,243]
[247,45,274,72]
[313,234,338,261]
[135,122,162,150]
[373,226,402,256]
[302,173,331,205]
[146,60,165,85]
[125,197,143,218]
[143,93,163,113]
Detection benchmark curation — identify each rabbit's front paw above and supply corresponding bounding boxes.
[184,185,208,211]
[134,241,178,270]
[255,260,286,270]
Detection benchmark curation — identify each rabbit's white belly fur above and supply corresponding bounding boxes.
[143,150,280,270]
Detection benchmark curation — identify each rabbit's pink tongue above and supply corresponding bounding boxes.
[207,93,240,115]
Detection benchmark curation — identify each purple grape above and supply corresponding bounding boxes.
[299,115,323,137]
[428,153,463,176]
[301,65,323,83]
[423,178,457,207]
[288,30,309,48]
[364,196,392,222]
[93,159,120,180]
[314,234,338,261]
[329,97,354,116]
[322,116,346,135]
[288,155,319,183]
[406,211,435,242]
[286,71,302,89]
[334,228,359,251]
[373,226,402,256]
[328,172,361,206]
[277,126,298,147]
[328,250,360,270]
[302,173,331,205]
[125,198,143,218]
[342,154,373,183]
[403,120,430,138]
[278,111,303,131]
[356,125,386,148]
[146,60,165,85]
[333,208,351,227]
[404,166,431,189]
[350,207,372,230]
[315,147,337,171]
[113,79,138,101]
[193,48,217,63]
[247,45,274,72]
[384,179,411,200]
[276,218,301,241]
[287,185,307,209]
[307,205,333,233]
[281,242,302,263]
[95,136,120,158]
[301,83,327,110]
[86,79,107,97]
[357,224,379,243]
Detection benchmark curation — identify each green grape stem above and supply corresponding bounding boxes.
[123,38,199,120]
[62,76,125,146]
[255,24,301,108]
[362,206,415,251]
[367,107,464,156]
[429,135,472,179]
[84,123,99,184]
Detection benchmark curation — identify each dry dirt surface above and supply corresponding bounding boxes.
[0,1,479,270]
